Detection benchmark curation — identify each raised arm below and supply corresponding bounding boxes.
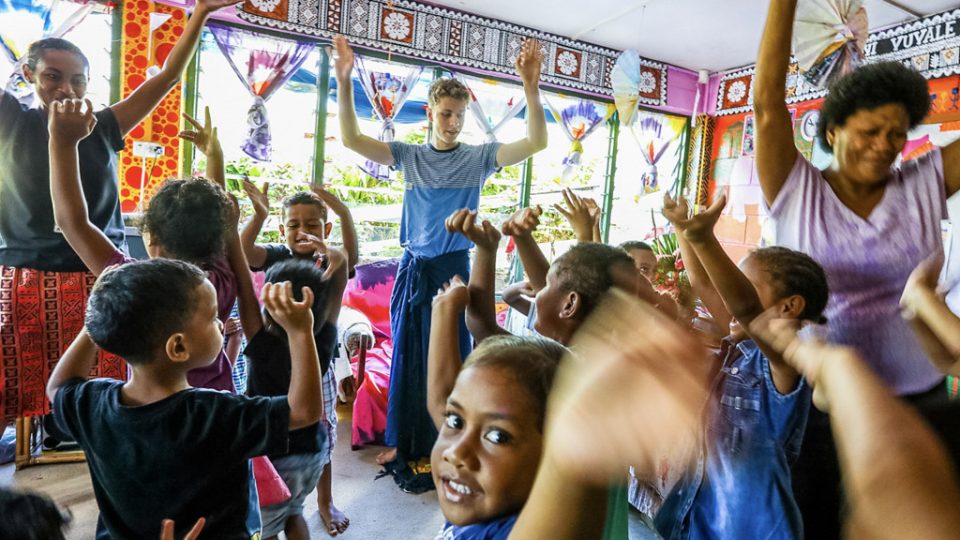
[110,0,240,136]
[179,106,224,188]
[750,315,960,539]
[501,206,550,291]
[502,280,534,316]
[262,281,323,430]
[754,0,800,206]
[554,189,599,243]
[240,179,271,270]
[312,186,359,273]
[900,255,960,375]
[427,276,470,428]
[46,330,99,403]
[319,244,349,325]
[497,38,548,167]
[446,209,510,341]
[225,194,263,340]
[330,36,394,166]
[48,98,118,276]
[662,194,732,330]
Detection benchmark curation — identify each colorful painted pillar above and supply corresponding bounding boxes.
[117,0,188,213]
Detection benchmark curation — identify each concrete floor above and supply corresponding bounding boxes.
[1,403,657,539]
[0,403,445,539]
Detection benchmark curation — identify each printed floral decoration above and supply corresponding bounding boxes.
[384,12,411,41]
[646,211,695,320]
[726,80,747,104]
[638,71,657,94]
[557,51,579,76]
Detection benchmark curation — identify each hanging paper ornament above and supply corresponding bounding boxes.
[546,97,611,181]
[631,115,677,198]
[793,0,868,88]
[612,49,642,127]
[457,73,527,143]
[354,57,423,179]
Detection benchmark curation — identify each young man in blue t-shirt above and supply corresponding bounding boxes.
[331,34,548,476]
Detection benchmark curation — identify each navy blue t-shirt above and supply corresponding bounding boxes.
[0,91,126,271]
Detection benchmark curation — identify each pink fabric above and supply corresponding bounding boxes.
[767,149,947,394]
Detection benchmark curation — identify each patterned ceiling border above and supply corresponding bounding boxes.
[237,0,668,104]
[716,8,960,116]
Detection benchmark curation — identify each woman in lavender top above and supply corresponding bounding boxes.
[754,0,960,537]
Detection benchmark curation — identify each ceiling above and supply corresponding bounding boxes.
[426,0,960,72]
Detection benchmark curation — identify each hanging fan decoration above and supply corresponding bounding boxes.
[630,114,685,198]
[546,95,614,181]
[611,49,642,126]
[456,73,527,143]
[793,0,868,88]
[354,56,423,179]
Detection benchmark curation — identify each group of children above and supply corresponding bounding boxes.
[8,10,960,540]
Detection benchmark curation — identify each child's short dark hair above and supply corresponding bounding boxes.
[282,192,328,222]
[0,487,71,540]
[465,335,567,431]
[619,241,654,253]
[817,61,929,153]
[26,37,89,71]
[263,259,331,335]
[552,243,637,318]
[141,179,230,265]
[428,78,470,106]
[85,259,208,364]
[750,247,830,324]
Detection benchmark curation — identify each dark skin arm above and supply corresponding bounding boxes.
[754,0,800,206]
[427,277,470,428]
[501,206,550,291]
[900,255,960,376]
[445,209,510,342]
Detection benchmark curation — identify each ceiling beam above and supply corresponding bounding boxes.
[571,0,649,41]
[874,0,922,18]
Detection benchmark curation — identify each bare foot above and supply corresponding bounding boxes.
[375,447,396,465]
[318,502,350,537]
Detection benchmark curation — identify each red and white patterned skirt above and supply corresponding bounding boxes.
[0,266,126,421]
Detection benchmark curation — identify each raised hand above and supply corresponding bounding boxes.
[900,252,945,318]
[262,281,315,334]
[748,308,831,410]
[48,98,97,144]
[180,106,222,159]
[242,179,271,220]
[311,185,350,218]
[194,0,243,16]
[661,192,726,244]
[226,191,241,231]
[501,206,543,237]
[515,38,543,87]
[445,209,502,251]
[329,35,355,82]
[432,275,470,313]
[554,188,599,242]
[545,289,709,485]
[160,517,205,540]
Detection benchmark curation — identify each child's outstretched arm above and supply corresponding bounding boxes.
[667,192,799,392]
[46,329,98,403]
[109,0,240,136]
[225,193,264,340]
[446,209,510,341]
[750,313,960,539]
[501,206,550,291]
[900,255,960,375]
[511,290,710,540]
[179,106,224,188]
[318,243,350,326]
[427,276,470,429]
[662,194,732,330]
[554,188,600,243]
[240,179,271,269]
[263,281,323,430]
[501,280,534,316]
[312,186,359,274]
[497,39,548,167]
[329,36,394,166]
[48,98,118,276]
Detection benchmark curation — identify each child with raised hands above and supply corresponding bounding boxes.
[240,254,348,540]
[49,99,244,392]
[427,274,567,538]
[748,312,960,539]
[656,193,829,540]
[46,260,323,539]
[240,178,357,536]
[554,188,602,243]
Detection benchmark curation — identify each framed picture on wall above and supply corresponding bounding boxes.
[742,114,755,156]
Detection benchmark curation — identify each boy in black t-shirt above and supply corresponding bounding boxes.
[47,259,324,540]
[241,256,348,540]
